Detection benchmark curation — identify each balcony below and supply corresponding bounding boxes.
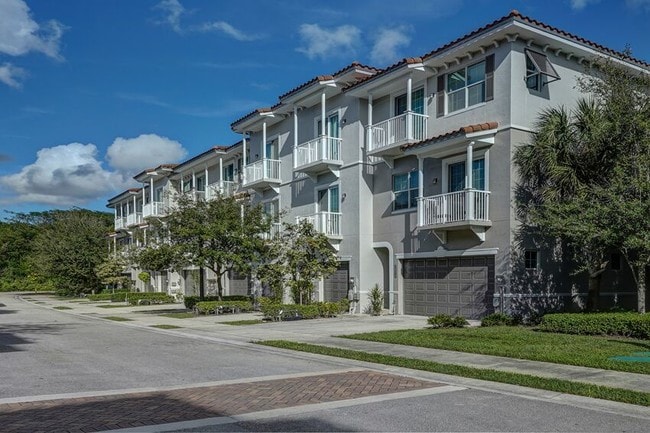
[126,212,143,227]
[143,201,165,218]
[262,222,281,240]
[114,217,127,230]
[206,181,239,200]
[368,112,427,157]
[417,190,491,241]
[294,136,342,179]
[297,211,342,238]
[243,158,281,192]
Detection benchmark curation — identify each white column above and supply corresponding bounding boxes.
[219,157,224,192]
[150,178,154,204]
[367,93,373,149]
[466,141,474,221]
[262,122,267,159]
[293,105,299,168]
[321,91,326,137]
[242,134,247,184]
[417,157,424,226]
[192,170,196,200]
[204,166,209,195]
[406,75,413,140]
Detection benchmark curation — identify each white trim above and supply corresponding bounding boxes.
[396,247,498,259]
[372,241,395,314]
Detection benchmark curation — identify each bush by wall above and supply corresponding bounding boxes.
[183,295,250,309]
[125,292,175,305]
[194,300,253,314]
[538,312,650,339]
[259,298,348,321]
[427,314,468,328]
[87,292,128,302]
[481,313,517,327]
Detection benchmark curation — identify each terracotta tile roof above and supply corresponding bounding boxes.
[106,188,142,204]
[230,107,276,129]
[345,10,648,93]
[402,122,498,151]
[133,163,178,180]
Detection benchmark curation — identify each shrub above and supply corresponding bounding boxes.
[184,295,251,309]
[87,291,128,302]
[538,312,650,339]
[481,313,516,327]
[427,314,468,328]
[366,284,383,316]
[259,299,344,321]
[194,300,253,314]
[125,292,174,305]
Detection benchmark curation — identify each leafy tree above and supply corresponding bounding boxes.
[32,209,113,296]
[161,193,271,299]
[514,58,650,312]
[259,219,338,304]
[0,215,40,291]
[95,255,129,292]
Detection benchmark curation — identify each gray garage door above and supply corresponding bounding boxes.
[403,256,494,319]
[228,270,249,297]
[324,262,349,302]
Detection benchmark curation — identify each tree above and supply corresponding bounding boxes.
[514,58,650,312]
[0,214,41,291]
[162,193,271,299]
[95,255,129,292]
[259,219,338,304]
[32,209,113,296]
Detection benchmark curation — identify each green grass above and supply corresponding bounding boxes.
[53,306,72,310]
[149,324,182,329]
[341,327,650,374]
[220,319,263,326]
[104,316,133,322]
[96,304,132,308]
[258,340,650,407]
[160,312,195,319]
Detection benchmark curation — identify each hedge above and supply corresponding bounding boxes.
[194,300,253,314]
[427,314,468,328]
[125,292,175,305]
[259,299,348,321]
[184,295,250,309]
[538,312,650,339]
[87,292,128,302]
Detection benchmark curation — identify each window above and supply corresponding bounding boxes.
[182,177,192,192]
[394,88,425,115]
[318,185,340,213]
[155,187,164,202]
[610,253,621,271]
[447,61,485,113]
[265,138,278,160]
[524,250,539,270]
[393,171,419,210]
[196,176,205,192]
[448,158,485,192]
[263,199,279,221]
[525,49,560,91]
[224,164,234,182]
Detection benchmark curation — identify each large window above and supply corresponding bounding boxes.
[393,171,419,211]
[525,49,560,91]
[224,163,234,181]
[524,249,539,270]
[447,61,486,113]
[448,158,485,192]
[394,88,424,115]
[318,185,340,214]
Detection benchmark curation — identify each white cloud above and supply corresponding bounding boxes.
[154,0,186,33]
[371,27,411,65]
[106,134,187,174]
[569,0,600,10]
[0,0,65,60]
[0,143,127,205]
[0,62,26,88]
[198,21,262,41]
[296,24,361,60]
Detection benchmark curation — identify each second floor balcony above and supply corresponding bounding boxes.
[206,180,239,200]
[417,189,491,241]
[243,158,281,192]
[296,211,342,238]
[368,112,427,157]
[126,212,143,227]
[143,201,166,218]
[294,136,342,179]
[114,217,127,230]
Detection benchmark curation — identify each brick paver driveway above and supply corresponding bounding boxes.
[0,370,443,433]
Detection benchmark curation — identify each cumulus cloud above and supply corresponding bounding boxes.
[0,0,65,60]
[106,134,187,174]
[296,24,361,60]
[198,21,262,41]
[0,62,26,88]
[153,0,186,33]
[371,27,411,65]
[569,0,600,9]
[0,143,127,205]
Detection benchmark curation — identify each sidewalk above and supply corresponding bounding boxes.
[27,295,650,395]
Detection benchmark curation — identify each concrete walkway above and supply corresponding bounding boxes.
[20,294,650,394]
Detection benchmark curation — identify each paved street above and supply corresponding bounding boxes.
[1,292,649,432]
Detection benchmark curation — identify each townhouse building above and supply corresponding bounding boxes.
[108,11,649,317]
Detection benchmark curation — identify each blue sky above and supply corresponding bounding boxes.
[0,0,648,216]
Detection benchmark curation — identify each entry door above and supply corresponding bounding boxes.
[318,186,339,213]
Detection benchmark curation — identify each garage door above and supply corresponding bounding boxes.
[228,270,249,297]
[324,262,349,302]
[403,256,494,319]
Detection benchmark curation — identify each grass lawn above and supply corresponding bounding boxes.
[220,319,264,326]
[160,312,195,319]
[342,327,650,374]
[104,316,132,322]
[258,341,650,407]
[53,306,72,310]
[150,324,182,329]
[96,304,131,309]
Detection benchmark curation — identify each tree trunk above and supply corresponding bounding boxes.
[637,265,647,314]
[215,267,224,301]
[199,267,205,300]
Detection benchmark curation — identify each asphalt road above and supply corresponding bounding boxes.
[1,293,649,432]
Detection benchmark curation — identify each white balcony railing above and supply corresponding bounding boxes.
[294,136,342,169]
[418,190,490,227]
[244,158,281,186]
[262,222,281,240]
[143,201,165,218]
[114,217,127,230]
[297,211,342,237]
[126,212,143,226]
[369,112,427,152]
[206,180,238,199]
